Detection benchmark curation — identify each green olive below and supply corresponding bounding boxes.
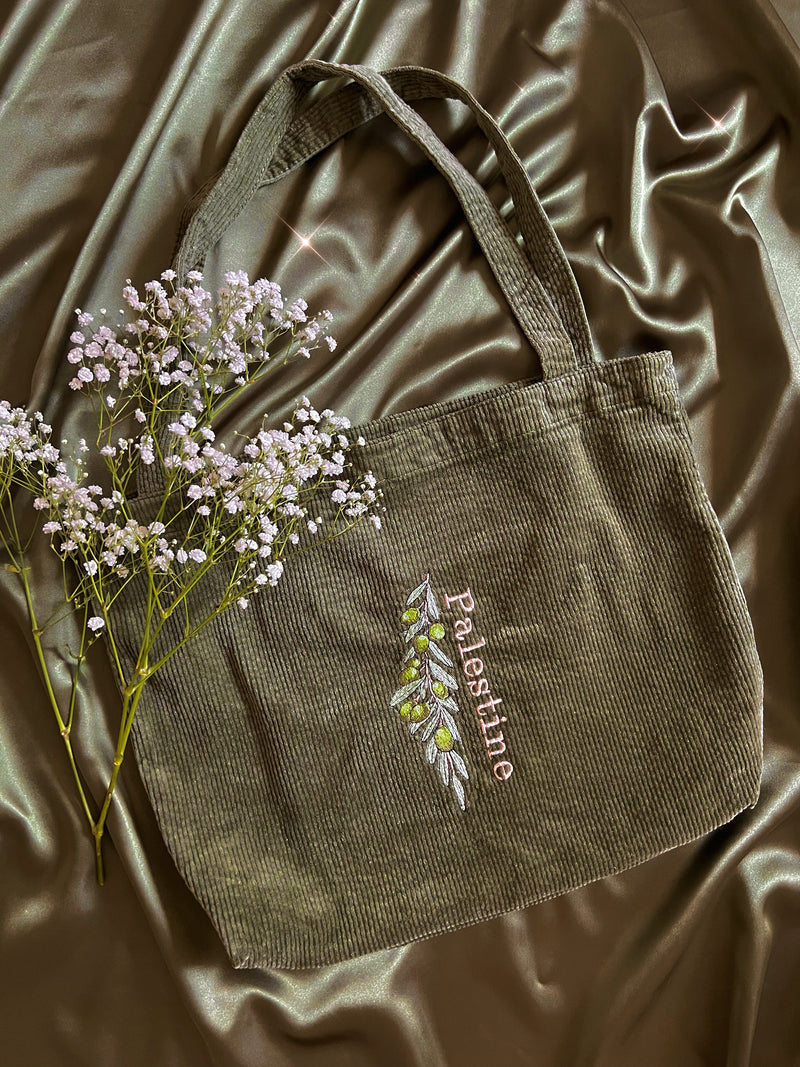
[400,666,420,684]
[410,702,429,722]
[413,634,430,653]
[431,680,447,699]
[399,702,413,720]
[401,607,420,625]
[410,657,420,669]
[429,622,445,641]
[434,726,454,751]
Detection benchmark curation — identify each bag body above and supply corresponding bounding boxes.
[117,62,762,968]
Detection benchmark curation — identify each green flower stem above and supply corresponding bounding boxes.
[65,606,88,734]
[2,499,96,832]
[92,679,145,886]
[18,562,96,832]
[5,492,153,885]
[88,576,157,885]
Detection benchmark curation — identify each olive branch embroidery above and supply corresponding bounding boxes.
[389,573,469,810]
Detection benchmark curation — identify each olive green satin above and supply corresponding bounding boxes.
[1,0,798,1063]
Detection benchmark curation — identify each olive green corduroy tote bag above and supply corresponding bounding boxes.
[115,62,762,968]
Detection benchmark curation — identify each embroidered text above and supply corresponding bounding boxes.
[444,587,513,781]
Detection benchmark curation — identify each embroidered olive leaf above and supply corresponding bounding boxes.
[390,681,422,706]
[438,754,450,787]
[428,641,453,667]
[421,717,438,743]
[406,579,427,606]
[452,776,466,811]
[450,752,469,780]
[429,661,459,689]
[425,584,440,620]
[407,618,426,639]
[440,695,459,714]
[441,709,461,742]
[425,737,438,764]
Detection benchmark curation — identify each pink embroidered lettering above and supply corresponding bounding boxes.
[444,586,514,782]
[493,760,513,781]
[445,588,475,612]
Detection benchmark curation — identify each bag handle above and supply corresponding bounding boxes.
[261,67,595,369]
[173,61,594,380]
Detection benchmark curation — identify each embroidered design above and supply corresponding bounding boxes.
[390,573,470,810]
[444,587,514,782]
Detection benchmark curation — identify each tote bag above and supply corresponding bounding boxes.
[115,61,762,968]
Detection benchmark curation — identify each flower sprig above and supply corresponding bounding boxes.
[0,269,384,883]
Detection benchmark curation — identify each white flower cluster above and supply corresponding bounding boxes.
[0,401,58,472]
[1,270,383,623]
[66,269,337,412]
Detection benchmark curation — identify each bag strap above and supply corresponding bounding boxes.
[261,67,595,369]
[173,61,595,381]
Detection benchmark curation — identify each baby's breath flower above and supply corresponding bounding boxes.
[266,561,284,584]
[0,267,383,884]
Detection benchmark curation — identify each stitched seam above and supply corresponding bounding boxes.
[356,351,672,446]
[373,398,683,486]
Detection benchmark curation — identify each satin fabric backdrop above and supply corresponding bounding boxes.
[0,1,797,1064]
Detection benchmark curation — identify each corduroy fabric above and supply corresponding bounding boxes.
[114,63,763,968]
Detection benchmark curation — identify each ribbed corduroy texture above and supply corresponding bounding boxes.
[114,64,763,968]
